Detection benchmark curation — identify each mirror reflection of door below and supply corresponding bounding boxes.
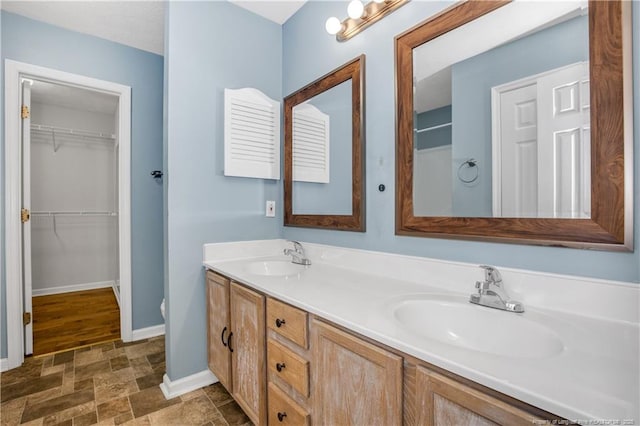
[493,62,590,218]
[411,1,590,218]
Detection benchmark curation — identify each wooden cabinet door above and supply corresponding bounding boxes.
[206,271,232,391]
[415,366,541,426]
[311,319,403,426]
[230,282,266,426]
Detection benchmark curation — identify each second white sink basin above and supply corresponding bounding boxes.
[245,260,305,277]
[391,294,564,359]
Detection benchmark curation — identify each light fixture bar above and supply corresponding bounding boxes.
[336,0,410,42]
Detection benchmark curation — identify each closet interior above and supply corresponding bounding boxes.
[29,80,121,354]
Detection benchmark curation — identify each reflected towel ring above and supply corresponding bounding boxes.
[457,159,479,183]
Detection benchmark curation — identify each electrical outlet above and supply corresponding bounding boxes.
[266,200,276,217]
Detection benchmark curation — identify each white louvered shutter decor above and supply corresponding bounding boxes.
[292,103,330,183]
[224,88,280,179]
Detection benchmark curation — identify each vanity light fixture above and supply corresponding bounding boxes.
[325,0,410,42]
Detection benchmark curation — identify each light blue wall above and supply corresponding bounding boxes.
[293,80,352,215]
[451,15,589,217]
[282,1,640,283]
[0,11,165,358]
[164,1,282,380]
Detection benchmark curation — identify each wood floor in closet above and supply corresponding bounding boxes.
[32,287,120,356]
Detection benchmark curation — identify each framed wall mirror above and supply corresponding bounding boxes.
[395,0,633,250]
[284,55,366,231]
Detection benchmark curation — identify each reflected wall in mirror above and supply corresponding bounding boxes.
[293,79,353,215]
[284,55,365,231]
[396,1,632,249]
[413,2,590,218]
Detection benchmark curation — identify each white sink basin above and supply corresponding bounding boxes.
[245,260,305,277]
[391,294,564,359]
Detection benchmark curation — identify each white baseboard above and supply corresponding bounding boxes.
[32,280,114,297]
[113,281,121,308]
[0,358,9,372]
[132,324,165,341]
[160,370,218,400]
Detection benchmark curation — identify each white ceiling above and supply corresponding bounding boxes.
[230,1,306,24]
[1,1,165,55]
[0,1,307,56]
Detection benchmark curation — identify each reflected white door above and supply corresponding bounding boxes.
[537,62,590,218]
[22,80,33,355]
[497,83,538,217]
[494,62,589,218]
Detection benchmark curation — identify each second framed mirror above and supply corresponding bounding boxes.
[284,55,365,231]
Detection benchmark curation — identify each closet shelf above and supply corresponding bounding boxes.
[32,211,118,217]
[415,122,452,133]
[31,124,116,141]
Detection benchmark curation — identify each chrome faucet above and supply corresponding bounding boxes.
[469,265,524,313]
[283,240,311,266]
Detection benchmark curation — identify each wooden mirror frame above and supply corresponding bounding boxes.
[284,55,366,231]
[395,0,633,250]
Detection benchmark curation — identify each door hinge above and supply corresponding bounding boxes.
[21,105,30,119]
[23,312,31,326]
[21,208,30,223]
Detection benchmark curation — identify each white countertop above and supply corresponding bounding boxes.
[203,240,640,423]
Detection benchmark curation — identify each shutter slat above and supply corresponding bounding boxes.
[225,88,281,180]
[292,104,330,183]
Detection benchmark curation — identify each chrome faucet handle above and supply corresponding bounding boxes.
[287,240,304,253]
[479,265,502,285]
[284,240,311,265]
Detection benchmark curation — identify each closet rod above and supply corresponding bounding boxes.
[31,211,118,217]
[415,122,452,133]
[31,123,116,140]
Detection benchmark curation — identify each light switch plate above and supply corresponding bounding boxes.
[266,200,276,217]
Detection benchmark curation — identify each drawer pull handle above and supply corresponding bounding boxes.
[275,318,286,328]
[228,332,234,353]
[221,327,228,347]
[277,412,287,422]
[276,362,286,372]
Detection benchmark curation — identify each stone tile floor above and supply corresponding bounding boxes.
[0,336,252,426]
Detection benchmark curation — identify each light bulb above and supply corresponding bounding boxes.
[347,0,364,19]
[325,16,342,35]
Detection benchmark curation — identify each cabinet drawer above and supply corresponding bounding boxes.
[267,339,309,397]
[267,298,308,348]
[268,383,310,426]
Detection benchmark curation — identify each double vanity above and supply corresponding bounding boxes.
[199,1,637,424]
[203,239,639,425]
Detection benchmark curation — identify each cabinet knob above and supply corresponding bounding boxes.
[277,412,287,422]
[276,362,286,372]
[275,318,286,328]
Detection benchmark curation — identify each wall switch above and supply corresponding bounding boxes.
[266,200,276,217]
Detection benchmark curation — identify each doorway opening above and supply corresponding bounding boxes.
[4,60,132,368]
[28,80,121,355]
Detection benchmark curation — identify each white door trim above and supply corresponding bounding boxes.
[21,81,33,355]
[4,59,133,370]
